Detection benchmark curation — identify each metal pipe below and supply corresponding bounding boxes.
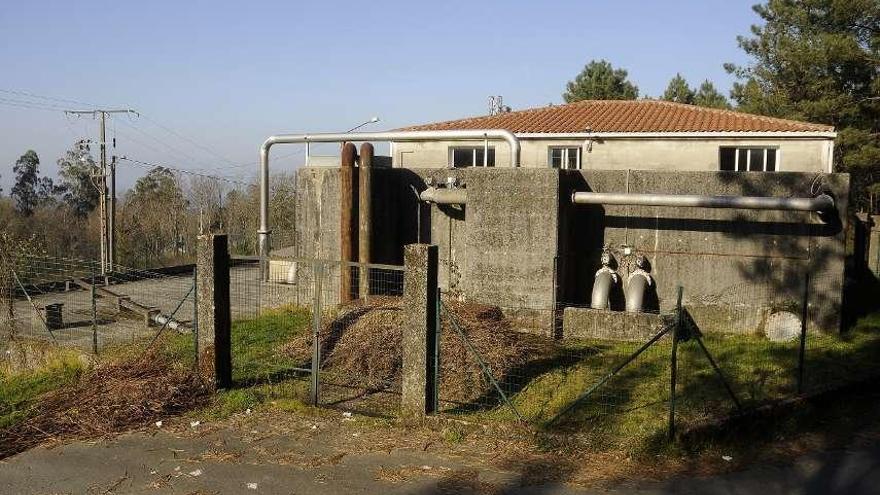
[259,130,519,259]
[625,274,650,313]
[572,191,835,212]
[626,256,652,313]
[339,143,357,302]
[591,271,615,310]
[419,187,468,205]
[591,251,618,310]
[359,143,374,299]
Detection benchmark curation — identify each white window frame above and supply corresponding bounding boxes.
[448,146,495,168]
[720,146,779,172]
[548,146,582,170]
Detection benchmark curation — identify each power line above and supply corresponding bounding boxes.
[0,97,67,112]
[138,113,241,168]
[0,88,102,108]
[118,157,251,186]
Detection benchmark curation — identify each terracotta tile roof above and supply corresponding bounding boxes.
[399,99,834,134]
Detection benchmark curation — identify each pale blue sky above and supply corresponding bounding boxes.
[0,0,759,191]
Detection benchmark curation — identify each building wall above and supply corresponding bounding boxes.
[392,137,833,173]
[292,165,849,336]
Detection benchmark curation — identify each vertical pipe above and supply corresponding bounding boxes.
[797,275,810,394]
[99,112,107,276]
[109,157,116,273]
[669,286,683,441]
[340,143,358,302]
[359,143,374,299]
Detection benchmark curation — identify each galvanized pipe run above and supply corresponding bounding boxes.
[572,192,835,212]
[259,130,520,259]
[419,187,468,205]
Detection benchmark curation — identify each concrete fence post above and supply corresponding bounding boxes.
[401,243,439,419]
[197,234,232,389]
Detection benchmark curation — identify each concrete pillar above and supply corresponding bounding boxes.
[401,244,439,419]
[358,143,374,298]
[340,143,358,302]
[869,215,880,279]
[197,234,232,389]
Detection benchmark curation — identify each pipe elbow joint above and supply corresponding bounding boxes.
[625,270,652,313]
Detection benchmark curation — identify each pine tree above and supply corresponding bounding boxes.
[693,80,731,109]
[662,74,695,104]
[725,0,880,211]
[563,60,639,102]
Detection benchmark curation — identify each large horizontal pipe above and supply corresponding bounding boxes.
[419,187,468,205]
[572,192,835,212]
[259,130,520,259]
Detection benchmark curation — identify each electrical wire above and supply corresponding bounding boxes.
[0,88,102,108]
[118,157,250,187]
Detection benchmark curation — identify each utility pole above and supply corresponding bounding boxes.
[64,109,138,276]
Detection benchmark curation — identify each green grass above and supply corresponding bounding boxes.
[468,314,880,453]
[194,306,313,419]
[231,306,311,384]
[0,350,85,429]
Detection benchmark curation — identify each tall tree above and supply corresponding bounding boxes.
[57,140,100,217]
[662,73,695,104]
[693,80,732,109]
[120,167,189,266]
[563,60,639,102]
[725,0,880,211]
[10,150,59,216]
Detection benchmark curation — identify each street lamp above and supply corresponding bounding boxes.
[346,116,380,133]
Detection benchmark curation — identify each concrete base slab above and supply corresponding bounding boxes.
[562,307,670,342]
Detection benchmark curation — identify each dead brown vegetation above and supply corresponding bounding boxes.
[0,351,209,458]
[281,297,551,402]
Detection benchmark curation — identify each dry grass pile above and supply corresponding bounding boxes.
[0,351,209,458]
[281,297,550,402]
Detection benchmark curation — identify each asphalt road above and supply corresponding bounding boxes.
[1,425,877,495]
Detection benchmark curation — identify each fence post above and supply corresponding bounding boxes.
[669,286,683,441]
[401,244,439,419]
[193,265,199,372]
[310,262,324,406]
[197,234,232,389]
[91,263,98,355]
[797,275,810,394]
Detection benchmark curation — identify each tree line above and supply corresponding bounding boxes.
[563,0,879,213]
[0,143,297,268]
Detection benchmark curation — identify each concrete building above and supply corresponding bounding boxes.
[391,100,836,173]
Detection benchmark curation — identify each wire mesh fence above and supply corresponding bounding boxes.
[433,269,879,444]
[1,255,198,370]
[228,256,405,416]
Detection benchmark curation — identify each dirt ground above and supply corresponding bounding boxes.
[1,403,879,495]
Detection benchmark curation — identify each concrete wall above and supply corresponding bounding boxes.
[291,165,849,335]
[558,170,849,333]
[392,137,833,173]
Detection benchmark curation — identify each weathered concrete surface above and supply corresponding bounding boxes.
[560,170,848,333]
[463,168,560,313]
[196,234,220,347]
[563,307,670,342]
[197,234,231,388]
[294,166,849,336]
[869,215,880,279]
[401,244,439,418]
